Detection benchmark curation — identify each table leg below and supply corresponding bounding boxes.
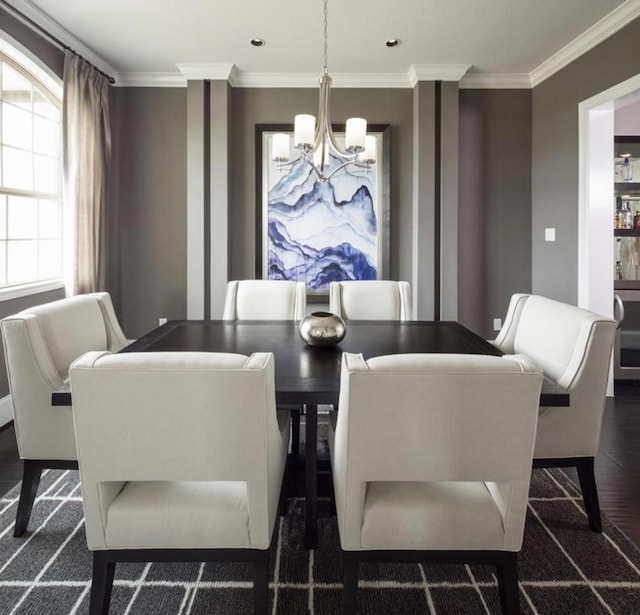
[304,403,318,549]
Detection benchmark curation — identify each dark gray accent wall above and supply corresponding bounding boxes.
[532,16,640,304]
[229,88,414,284]
[459,89,532,336]
[109,87,188,337]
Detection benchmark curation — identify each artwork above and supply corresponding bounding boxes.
[255,124,390,297]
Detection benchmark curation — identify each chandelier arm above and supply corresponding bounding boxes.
[315,75,354,159]
[325,160,356,181]
[303,157,330,182]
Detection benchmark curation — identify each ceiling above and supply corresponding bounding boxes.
[4,0,640,87]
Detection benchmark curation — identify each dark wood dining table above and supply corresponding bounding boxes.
[53,319,569,548]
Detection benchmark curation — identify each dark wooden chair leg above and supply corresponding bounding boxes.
[278,463,288,517]
[576,457,602,533]
[254,551,269,615]
[343,552,359,615]
[14,460,42,537]
[290,408,301,458]
[90,553,115,615]
[496,553,520,615]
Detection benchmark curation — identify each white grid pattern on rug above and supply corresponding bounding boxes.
[1,469,640,614]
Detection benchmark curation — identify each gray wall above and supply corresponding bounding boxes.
[0,5,63,78]
[229,88,415,285]
[532,16,640,304]
[109,87,188,337]
[459,89,532,335]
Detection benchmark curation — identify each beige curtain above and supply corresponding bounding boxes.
[62,50,111,294]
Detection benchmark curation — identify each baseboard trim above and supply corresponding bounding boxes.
[0,395,13,428]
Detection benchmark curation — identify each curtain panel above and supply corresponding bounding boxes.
[62,51,111,294]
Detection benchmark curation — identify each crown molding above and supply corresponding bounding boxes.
[530,0,640,88]
[3,0,117,78]
[408,64,471,85]
[233,72,413,88]
[176,62,236,81]
[114,72,187,87]
[459,73,531,89]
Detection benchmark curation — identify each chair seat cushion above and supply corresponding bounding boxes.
[105,481,249,549]
[360,481,505,550]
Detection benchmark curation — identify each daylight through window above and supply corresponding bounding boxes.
[0,39,63,289]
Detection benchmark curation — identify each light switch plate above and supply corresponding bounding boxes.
[493,318,502,331]
[545,228,556,242]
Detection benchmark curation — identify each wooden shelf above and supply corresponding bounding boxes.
[615,228,640,236]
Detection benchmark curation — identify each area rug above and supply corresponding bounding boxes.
[1,468,640,614]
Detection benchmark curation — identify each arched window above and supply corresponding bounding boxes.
[0,38,63,290]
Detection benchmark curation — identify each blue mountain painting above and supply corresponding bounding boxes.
[267,154,378,291]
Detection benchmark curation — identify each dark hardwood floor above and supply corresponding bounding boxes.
[1,384,640,546]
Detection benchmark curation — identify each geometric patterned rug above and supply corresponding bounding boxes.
[1,468,640,614]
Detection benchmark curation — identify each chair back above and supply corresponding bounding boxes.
[329,280,412,320]
[69,351,288,550]
[222,280,306,320]
[493,294,616,457]
[1,292,127,460]
[331,352,542,550]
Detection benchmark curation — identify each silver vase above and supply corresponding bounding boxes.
[299,311,346,347]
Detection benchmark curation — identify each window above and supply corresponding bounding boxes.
[0,38,63,290]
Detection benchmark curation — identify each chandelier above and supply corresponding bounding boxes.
[271,0,376,182]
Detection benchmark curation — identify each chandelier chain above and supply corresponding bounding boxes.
[323,0,328,75]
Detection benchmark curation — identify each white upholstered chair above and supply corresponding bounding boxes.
[69,350,289,615]
[223,280,306,320]
[329,280,413,320]
[1,292,128,537]
[492,294,617,532]
[223,279,306,456]
[329,353,543,615]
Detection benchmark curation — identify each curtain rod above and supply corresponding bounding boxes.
[1,0,116,84]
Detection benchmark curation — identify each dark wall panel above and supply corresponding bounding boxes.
[459,89,532,336]
[110,87,188,337]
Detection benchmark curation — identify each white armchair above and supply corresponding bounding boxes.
[223,279,306,457]
[329,352,543,615]
[492,294,617,532]
[69,350,289,615]
[0,292,128,537]
[329,280,413,320]
[222,280,306,320]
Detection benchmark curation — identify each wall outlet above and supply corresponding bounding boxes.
[545,227,556,242]
[158,317,168,326]
[493,318,502,331]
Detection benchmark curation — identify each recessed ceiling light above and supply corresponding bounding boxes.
[250,38,265,47]
[385,39,400,48]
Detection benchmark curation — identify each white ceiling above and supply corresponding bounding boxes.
[4,0,640,87]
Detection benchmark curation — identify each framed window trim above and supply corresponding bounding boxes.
[0,40,64,297]
[0,279,64,302]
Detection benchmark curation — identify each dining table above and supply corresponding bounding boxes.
[53,319,569,548]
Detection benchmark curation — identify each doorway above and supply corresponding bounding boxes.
[579,73,640,395]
